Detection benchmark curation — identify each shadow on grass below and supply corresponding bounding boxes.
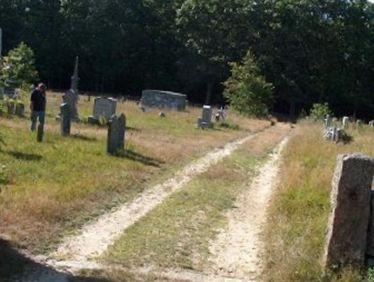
[71,134,97,142]
[7,151,42,161]
[114,149,164,167]
[0,239,109,282]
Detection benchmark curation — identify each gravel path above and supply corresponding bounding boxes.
[51,130,265,264]
[208,136,290,281]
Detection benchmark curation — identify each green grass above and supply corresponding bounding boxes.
[264,121,374,281]
[0,92,267,254]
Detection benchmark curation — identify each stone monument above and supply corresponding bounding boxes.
[107,114,126,155]
[58,56,80,121]
[88,97,117,124]
[60,103,71,137]
[197,105,213,129]
[323,154,374,267]
[140,90,187,111]
[325,114,332,128]
[15,103,25,117]
[37,123,44,142]
[342,116,349,129]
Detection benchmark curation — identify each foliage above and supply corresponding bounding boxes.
[0,0,373,117]
[224,51,273,117]
[0,165,8,186]
[1,42,39,89]
[310,103,332,121]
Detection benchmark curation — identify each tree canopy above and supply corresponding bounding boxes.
[0,0,373,118]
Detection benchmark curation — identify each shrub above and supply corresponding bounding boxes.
[223,51,273,117]
[310,103,332,121]
[1,42,39,90]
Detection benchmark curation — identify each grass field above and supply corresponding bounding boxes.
[264,121,374,281]
[0,91,269,254]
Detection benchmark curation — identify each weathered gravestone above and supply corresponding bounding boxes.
[369,120,374,127]
[60,103,71,137]
[197,105,213,129]
[62,89,79,121]
[57,57,80,121]
[6,101,15,115]
[107,114,126,155]
[140,90,187,111]
[15,103,25,117]
[342,116,349,129]
[37,123,44,142]
[323,154,374,267]
[88,97,117,124]
[325,115,332,128]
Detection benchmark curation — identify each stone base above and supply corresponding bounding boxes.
[88,116,99,125]
[197,118,213,129]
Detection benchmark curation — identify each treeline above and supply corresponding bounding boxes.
[1,0,373,118]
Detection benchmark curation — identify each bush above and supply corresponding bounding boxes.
[1,42,39,90]
[223,51,273,117]
[310,103,332,121]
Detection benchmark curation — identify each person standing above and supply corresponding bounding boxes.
[30,83,46,132]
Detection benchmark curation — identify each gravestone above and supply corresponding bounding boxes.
[88,97,117,124]
[323,154,374,267]
[356,119,362,127]
[197,105,213,129]
[107,114,126,155]
[37,123,44,142]
[325,115,332,128]
[369,120,374,127]
[6,101,15,115]
[60,103,71,137]
[57,57,80,121]
[62,89,79,121]
[15,103,25,117]
[342,116,349,129]
[140,90,187,111]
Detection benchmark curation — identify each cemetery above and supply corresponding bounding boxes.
[0,2,373,282]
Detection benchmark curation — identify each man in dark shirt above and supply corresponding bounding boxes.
[30,83,46,131]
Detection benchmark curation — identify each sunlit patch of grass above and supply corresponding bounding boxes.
[264,121,374,281]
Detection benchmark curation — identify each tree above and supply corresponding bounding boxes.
[1,42,39,89]
[224,51,273,117]
[176,0,257,104]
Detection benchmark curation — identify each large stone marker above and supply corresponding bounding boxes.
[107,114,126,155]
[140,90,187,111]
[323,154,374,267]
[88,97,117,123]
[60,103,71,137]
[197,105,213,129]
[58,56,80,121]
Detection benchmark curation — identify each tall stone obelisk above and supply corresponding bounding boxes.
[62,56,80,121]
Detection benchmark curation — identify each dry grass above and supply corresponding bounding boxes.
[0,92,268,254]
[101,124,290,272]
[264,121,374,281]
